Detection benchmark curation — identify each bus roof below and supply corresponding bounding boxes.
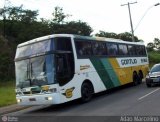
[17,34,145,47]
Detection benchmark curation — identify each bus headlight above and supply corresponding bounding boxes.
[17,99,22,103]
[45,96,53,101]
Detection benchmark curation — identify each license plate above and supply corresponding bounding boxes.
[29,98,36,101]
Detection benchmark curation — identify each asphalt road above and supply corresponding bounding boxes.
[3,82,160,122]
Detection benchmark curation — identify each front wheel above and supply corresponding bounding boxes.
[81,82,94,103]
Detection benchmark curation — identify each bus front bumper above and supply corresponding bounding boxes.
[16,93,62,105]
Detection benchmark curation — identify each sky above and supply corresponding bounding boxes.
[0,0,160,45]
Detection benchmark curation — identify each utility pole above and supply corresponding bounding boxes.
[121,2,137,42]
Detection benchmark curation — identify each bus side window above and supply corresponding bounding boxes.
[75,41,93,57]
[142,46,147,56]
[118,44,128,56]
[93,42,107,56]
[128,45,136,56]
[136,46,143,56]
[107,43,118,56]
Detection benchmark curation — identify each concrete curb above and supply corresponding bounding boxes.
[0,104,31,115]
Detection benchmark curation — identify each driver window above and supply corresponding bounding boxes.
[56,54,73,86]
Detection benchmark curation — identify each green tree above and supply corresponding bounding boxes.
[50,6,92,36]
[118,32,139,42]
[6,6,23,21]
[95,31,140,42]
[20,9,38,23]
[95,31,118,38]
[153,38,160,51]
[51,21,92,36]
[52,6,70,24]
[4,5,38,23]
[147,42,155,52]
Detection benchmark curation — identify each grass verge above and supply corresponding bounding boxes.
[0,81,16,107]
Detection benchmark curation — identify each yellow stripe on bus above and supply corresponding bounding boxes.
[109,58,149,85]
[109,58,133,85]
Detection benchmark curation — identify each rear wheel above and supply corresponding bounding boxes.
[133,72,139,86]
[138,71,143,84]
[146,83,152,87]
[81,82,94,103]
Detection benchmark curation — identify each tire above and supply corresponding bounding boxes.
[146,83,152,87]
[81,82,94,103]
[133,72,139,86]
[138,71,143,84]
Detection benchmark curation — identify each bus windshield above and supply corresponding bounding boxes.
[15,39,52,59]
[15,54,55,88]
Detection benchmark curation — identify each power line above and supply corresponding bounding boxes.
[134,3,160,32]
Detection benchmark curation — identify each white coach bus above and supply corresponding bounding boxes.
[15,34,149,105]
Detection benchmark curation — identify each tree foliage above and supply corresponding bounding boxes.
[147,38,160,52]
[147,42,155,52]
[52,6,70,24]
[51,21,92,36]
[95,31,118,38]
[95,31,140,42]
[50,7,92,35]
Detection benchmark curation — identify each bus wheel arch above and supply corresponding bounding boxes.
[81,80,94,103]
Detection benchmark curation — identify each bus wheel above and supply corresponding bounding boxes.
[81,82,94,103]
[133,72,139,86]
[138,71,143,84]
[146,83,152,87]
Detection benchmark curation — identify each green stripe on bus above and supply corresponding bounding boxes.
[100,58,121,87]
[90,58,114,89]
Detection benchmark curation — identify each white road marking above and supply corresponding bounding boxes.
[138,88,160,100]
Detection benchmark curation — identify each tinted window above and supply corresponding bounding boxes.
[135,46,146,56]
[92,42,107,56]
[55,37,72,51]
[118,44,128,55]
[128,45,136,56]
[75,41,93,56]
[141,46,147,56]
[107,43,118,56]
